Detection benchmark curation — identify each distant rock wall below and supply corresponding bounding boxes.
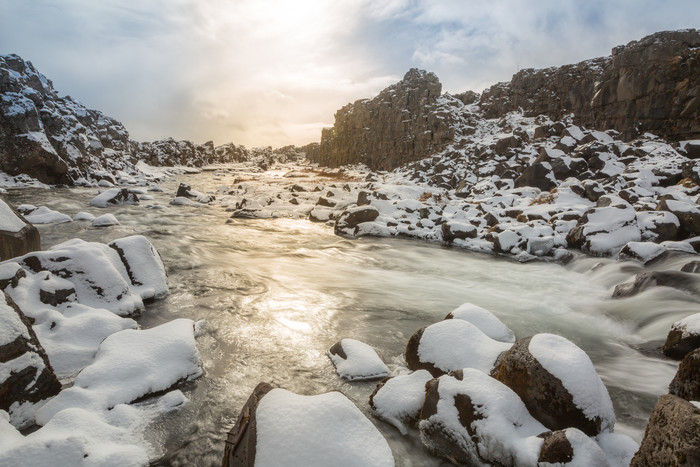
[0,54,251,185]
[480,29,700,141]
[315,69,458,171]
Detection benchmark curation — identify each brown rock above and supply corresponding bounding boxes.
[613,271,700,300]
[663,313,700,359]
[333,207,379,235]
[630,394,700,467]
[0,199,41,261]
[669,348,700,401]
[538,430,574,464]
[222,382,274,467]
[490,336,606,436]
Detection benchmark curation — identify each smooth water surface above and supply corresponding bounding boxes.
[7,169,697,466]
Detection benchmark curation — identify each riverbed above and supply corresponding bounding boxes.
[6,166,693,466]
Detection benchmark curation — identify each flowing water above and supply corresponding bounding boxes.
[6,169,697,466]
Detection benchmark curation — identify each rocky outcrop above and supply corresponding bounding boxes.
[316,69,459,170]
[669,348,700,401]
[480,30,700,142]
[0,198,40,260]
[630,394,700,467]
[0,291,61,426]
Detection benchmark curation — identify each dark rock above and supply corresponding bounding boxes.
[333,207,380,235]
[613,271,700,299]
[0,199,41,261]
[669,348,700,401]
[537,430,574,464]
[316,69,455,170]
[514,163,556,191]
[656,199,700,237]
[290,184,306,193]
[663,313,700,359]
[356,191,370,206]
[222,382,274,467]
[441,222,477,242]
[681,260,700,273]
[630,394,700,467]
[490,336,607,436]
[0,292,62,423]
[176,183,191,198]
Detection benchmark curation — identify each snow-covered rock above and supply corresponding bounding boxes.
[223,382,394,467]
[36,319,200,423]
[89,188,139,208]
[0,198,40,261]
[92,213,119,227]
[445,302,515,342]
[73,211,95,221]
[108,235,168,301]
[369,370,433,434]
[491,334,615,436]
[327,339,389,381]
[663,312,700,359]
[23,205,72,224]
[405,319,512,376]
[617,241,666,264]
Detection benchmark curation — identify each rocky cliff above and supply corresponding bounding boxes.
[0,54,250,185]
[480,29,699,142]
[315,69,464,170]
[317,30,699,170]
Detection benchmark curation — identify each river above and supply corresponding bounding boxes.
[6,167,693,466]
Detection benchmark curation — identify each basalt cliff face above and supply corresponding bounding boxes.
[0,54,250,185]
[316,69,462,171]
[316,29,700,170]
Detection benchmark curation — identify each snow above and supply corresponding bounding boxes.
[618,241,666,263]
[528,333,615,432]
[419,369,546,466]
[0,199,26,232]
[89,188,138,208]
[371,370,433,434]
[37,319,200,423]
[108,235,168,301]
[595,432,639,467]
[73,211,96,221]
[255,388,394,467]
[555,428,610,467]
[327,339,389,381]
[92,213,119,227]
[417,319,512,374]
[447,303,515,342]
[24,206,72,224]
[672,312,700,338]
[0,292,29,346]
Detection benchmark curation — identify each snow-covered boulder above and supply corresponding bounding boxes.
[538,428,613,466]
[490,334,615,436]
[630,394,700,467]
[16,238,145,316]
[369,370,432,434]
[36,319,200,423]
[617,241,666,264]
[73,211,95,221]
[663,313,700,359]
[334,206,380,236]
[566,204,640,256]
[327,339,389,381]
[0,292,61,428]
[419,369,548,465]
[613,270,700,299]
[23,206,72,224]
[0,199,40,261]
[656,198,700,237]
[89,188,139,208]
[108,235,168,301]
[445,302,515,342]
[91,213,119,227]
[222,382,394,467]
[669,348,700,401]
[441,221,477,242]
[405,319,512,376]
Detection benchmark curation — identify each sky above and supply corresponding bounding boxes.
[1,0,698,148]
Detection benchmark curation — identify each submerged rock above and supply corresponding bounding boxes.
[613,271,700,298]
[0,199,40,261]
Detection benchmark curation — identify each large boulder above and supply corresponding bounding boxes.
[656,198,700,237]
[222,383,394,467]
[405,319,512,377]
[441,221,477,243]
[630,394,700,467]
[663,313,700,359]
[669,348,700,401]
[566,204,640,256]
[490,334,615,436]
[444,302,515,343]
[0,292,61,428]
[0,199,40,261]
[108,235,168,301]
